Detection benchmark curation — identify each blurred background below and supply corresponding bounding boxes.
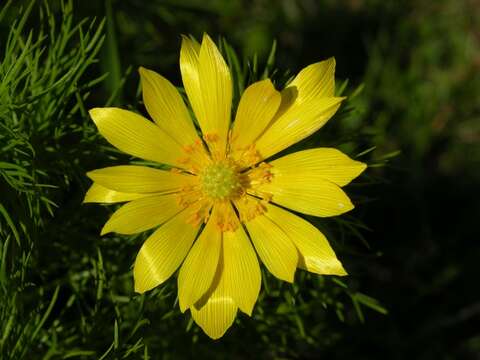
[1,0,479,359]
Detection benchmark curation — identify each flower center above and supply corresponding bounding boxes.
[200,162,241,200]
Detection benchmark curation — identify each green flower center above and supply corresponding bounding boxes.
[200,162,241,200]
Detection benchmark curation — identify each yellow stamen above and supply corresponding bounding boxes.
[203,133,220,143]
[234,196,268,222]
[185,198,213,227]
[213,201,239,232]
[230,143,263,169]
[174,142,275,231]
[247,162,273,186]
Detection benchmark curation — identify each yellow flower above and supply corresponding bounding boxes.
[84,34,366,339]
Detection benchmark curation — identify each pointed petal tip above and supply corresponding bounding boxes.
[100,226,110,236]
[83,183,95,204]
[181,34,196,46]
[200,33,218,51]
[208,333,225,341]
[138,66,157,78]
[88,107,101,118]
[327,260,349,276]
[201,32,211,42]
[237,290,260,316]
[342,201,355,214]
[278,269,296,284]
[133,278,150,294]
[180,33,191,41]
[330,264,349,276]
[332,193,355,214]
[134,286,144,294]
[193,316,231,340]
[85,170,94,180]
[239,305,254,317]
[306,263,349,276]
[180,35,201,57]
[358,161,368,174]
[88,107,110,128]
[258,77,276,89]
[133,271,142,294]
[347,161,368,181]
[81,190,90,204]
[178,287,192,314]
[331,96,347,108]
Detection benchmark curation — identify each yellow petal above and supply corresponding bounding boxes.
[288,58,336,101]
[248,166,354,217]
[87,165,195,194]
[178,211,222,312]
[264,203,347,275]
[134,208,200,293]
[230,79,281,152]
[89,107,185,167]
[223,225,261,315]
[83,183,147,203]
[267,148,367,187]
[181,34,232,157]
[252,58,343,160]
[190,266,237,339]
[191,250,237,339]
[244,211,298,282]
[139,67,200,147]
[198,34,232,154]
[254,96,344,160]
[101,194,184,235]
[180,36,202,126]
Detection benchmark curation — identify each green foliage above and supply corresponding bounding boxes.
[0,0,106,358]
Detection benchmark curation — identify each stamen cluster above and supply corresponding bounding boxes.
[200,162,242,200]
[174,135,274,231]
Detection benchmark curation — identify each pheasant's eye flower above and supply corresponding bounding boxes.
[85,34,366,339]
